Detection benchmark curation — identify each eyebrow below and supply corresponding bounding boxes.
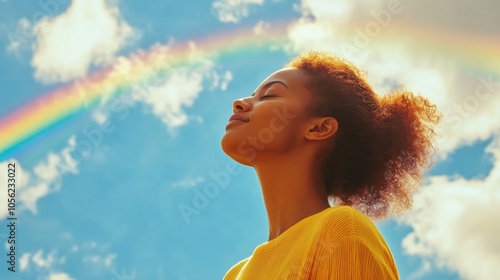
[251,80,288,96]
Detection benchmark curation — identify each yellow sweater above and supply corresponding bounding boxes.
[223,206,399,280]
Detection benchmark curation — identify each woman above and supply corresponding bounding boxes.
[221,51,440,279]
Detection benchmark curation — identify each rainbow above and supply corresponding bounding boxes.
[1,21,499,159]
[0,25,288,159]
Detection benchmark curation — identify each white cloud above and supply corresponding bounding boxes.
[171,176,205,188]
[0,137,79,219]
[298,0,353,22]
[48,272,75,280]
[210,70,233,91]
[286,18,338,52]
[400,136,500,280]
[103,254,116,268]
[407,260,432,280]
[20,253,30,271]
[220,71,233,91]
[13,249,73,280]
[436,75,500,156]
[286,0,388,54]
[140,68,205,130]
[116,44,214,131]
[78,241,117,269]
[29,0,137,83]
[77,41,219,132]
[393,0,500,38]
[33,250,56,268]
[92,108,108,125]
[212,0,265,23]
[19,241,116,277]
[82,253,116,268]
[6,17,33,54]
[253,20,269,35]
[83,241,97,249]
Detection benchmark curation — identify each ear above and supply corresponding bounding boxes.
[305,117,338,141]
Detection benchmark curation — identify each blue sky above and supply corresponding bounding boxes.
[0,0,499,279]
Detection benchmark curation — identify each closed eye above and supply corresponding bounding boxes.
[259,95,277,100]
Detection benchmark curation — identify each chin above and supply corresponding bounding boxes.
[221,132,255,167]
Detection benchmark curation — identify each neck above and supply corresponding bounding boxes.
[253,152,330,241]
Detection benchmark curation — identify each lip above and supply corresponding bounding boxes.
[226,114,249,129]
[229,114,249,122]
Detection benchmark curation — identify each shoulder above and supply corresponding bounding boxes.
[315,206,386,246]
[312,206,400,279]
[223,257,249,280]
[319,206,377,234]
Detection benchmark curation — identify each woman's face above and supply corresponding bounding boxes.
[221,67,315,166]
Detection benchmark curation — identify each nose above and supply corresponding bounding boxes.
[232,98,251,113]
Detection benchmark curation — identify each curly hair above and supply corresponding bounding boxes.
[286,51,441,219]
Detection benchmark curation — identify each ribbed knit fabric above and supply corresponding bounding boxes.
[223,206,399,280]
